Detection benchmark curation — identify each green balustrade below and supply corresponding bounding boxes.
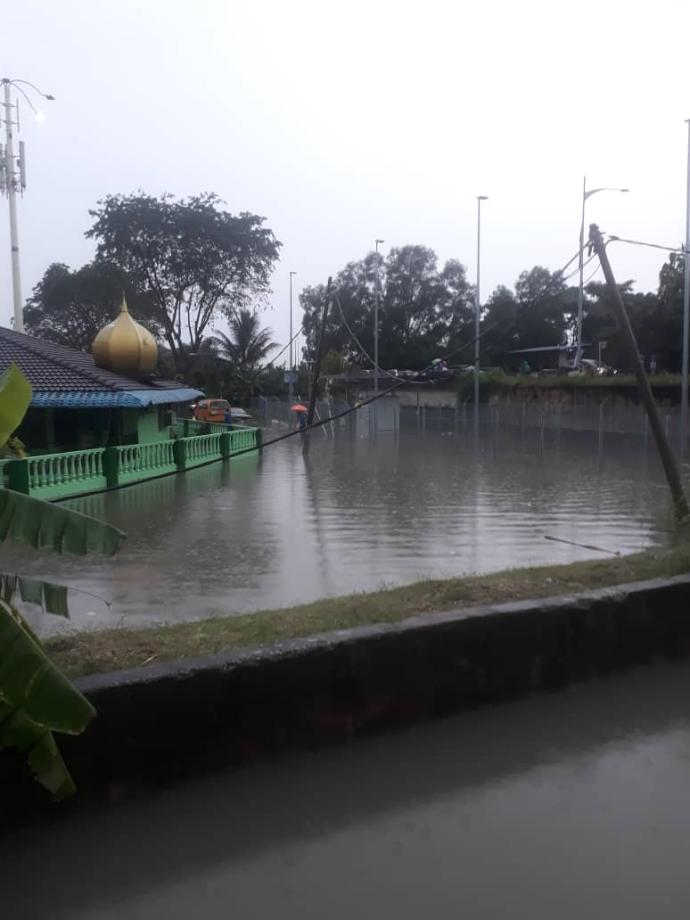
[229,427,260,455]
[24,448,107,500]
[5,428,262,501]
[116,440,177,484]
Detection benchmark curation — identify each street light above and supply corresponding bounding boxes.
[682,120,690,459]
[289,271,297,403]
[374,238,384,399]
[576,177,628,366]
[0,77,55,333]
[474,196,488,442]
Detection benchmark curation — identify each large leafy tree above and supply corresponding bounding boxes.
[24,261,160,352]
[481,268,577,367]
[581,280,659,370]
[480,285,520,362]
[513,266,573,349]
[301,245,474,371]
[86,193,281,373]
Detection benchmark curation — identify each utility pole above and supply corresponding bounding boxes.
[0,77,54,334]
[681,119,690,459]
[590,223,689,522]
[289,270,296,405]
[474,196,488,442]
[2,80,23,332]
[306,277,333,430]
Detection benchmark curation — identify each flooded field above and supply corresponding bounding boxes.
[5,431,680,632]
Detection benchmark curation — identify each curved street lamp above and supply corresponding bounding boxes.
[576,177,628,364]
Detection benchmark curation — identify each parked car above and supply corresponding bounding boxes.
[228,407,254,423]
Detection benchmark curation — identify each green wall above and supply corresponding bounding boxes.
[137,407,175,443]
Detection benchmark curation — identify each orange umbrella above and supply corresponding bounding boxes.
[291,404,308,412]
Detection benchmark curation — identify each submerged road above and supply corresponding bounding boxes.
[6,660,690,918]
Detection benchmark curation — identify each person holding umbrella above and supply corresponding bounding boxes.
[291,404,308,431]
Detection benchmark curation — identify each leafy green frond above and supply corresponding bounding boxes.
[0,573,70,618]
[0,488,126,555]
[0,363,32,450]
[0,599,95,799]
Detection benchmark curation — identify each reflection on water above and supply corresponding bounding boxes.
[6,661,690,918]
[3,432,678,632]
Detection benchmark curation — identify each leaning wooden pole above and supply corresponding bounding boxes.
[306,276,333,430]
[589,223,690,522]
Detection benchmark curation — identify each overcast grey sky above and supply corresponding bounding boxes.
[2,0,690,353]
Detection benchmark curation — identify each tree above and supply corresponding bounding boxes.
[513,266,573,349]
[482,267,576,368]
[213,309,278,371]
[581,280,657,370]
[209,310,278,403]
[300,245,474,371]
[480,285,519,363]
[24,261,160,352]
[86,193,281,374]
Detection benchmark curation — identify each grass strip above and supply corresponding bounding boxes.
[47,543,690,679]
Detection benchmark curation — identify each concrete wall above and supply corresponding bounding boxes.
[137,408,165,444]
[3,574,689,823]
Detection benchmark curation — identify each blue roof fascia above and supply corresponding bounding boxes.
[31,387,204,409]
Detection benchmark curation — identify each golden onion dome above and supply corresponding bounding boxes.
[92,296,158,376]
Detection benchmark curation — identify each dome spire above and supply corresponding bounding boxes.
[92,297,158,377]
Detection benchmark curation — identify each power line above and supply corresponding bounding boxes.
[562,251,597,283]
[606,235,689,255]
[332,289,399,380]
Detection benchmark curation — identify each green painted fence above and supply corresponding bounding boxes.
[6,427,261,501]
[116,440,178,485]
[21,448,107,500]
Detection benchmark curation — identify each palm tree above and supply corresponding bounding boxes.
[213,309,278,372]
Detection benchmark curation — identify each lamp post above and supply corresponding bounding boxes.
[0,78,55,333]
[374,239,384,399]
[681,120,690,459]
[474,196,488,442]
[289,271,296,404]
[576,177,628,366]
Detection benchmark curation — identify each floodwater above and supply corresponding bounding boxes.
[5,430,680,633]
[6,660,690,918]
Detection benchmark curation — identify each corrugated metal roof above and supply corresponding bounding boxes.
[0,326,203,406]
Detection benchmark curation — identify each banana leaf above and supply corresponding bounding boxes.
[0,573,70,617]
[0,363,31,450]
[0,599,95,799]
[0,488,126,555]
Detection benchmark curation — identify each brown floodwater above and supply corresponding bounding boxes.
[3,430,679,633]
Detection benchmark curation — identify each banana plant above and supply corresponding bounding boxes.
[0,364,126,799]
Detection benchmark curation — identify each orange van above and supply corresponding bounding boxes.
[194,398,230,423]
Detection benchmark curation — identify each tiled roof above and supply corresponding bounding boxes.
[0,326,203,407]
